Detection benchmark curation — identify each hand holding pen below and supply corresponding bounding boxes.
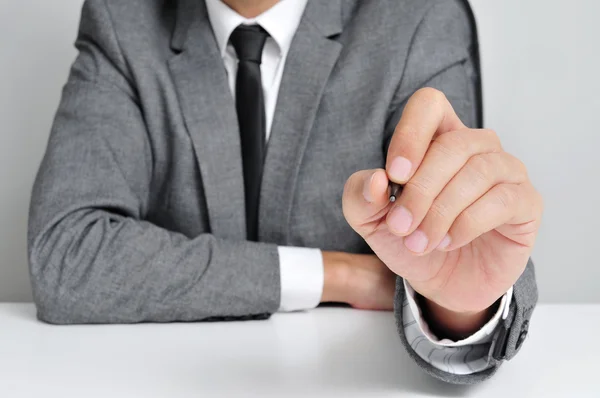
[341,88,542,335]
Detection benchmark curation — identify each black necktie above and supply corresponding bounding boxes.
[230,24,269,241]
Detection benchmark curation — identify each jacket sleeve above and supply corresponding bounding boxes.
[383,0,538,384]
[27,0,280,324]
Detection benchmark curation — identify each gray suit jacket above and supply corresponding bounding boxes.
[28,0,537,384]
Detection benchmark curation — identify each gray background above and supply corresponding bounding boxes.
[0,0,598,303]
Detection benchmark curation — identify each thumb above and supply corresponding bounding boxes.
[342,169,391,237]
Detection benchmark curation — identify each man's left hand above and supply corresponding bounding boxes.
[342,88,543,334]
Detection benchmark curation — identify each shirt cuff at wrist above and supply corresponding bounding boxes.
[277,246,324,312]
[403,279,514,347]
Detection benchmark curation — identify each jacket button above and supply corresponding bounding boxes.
[515,320,529,350]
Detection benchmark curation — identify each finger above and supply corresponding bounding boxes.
[401,152,528,254]
[386,88,465,184]
[443,182,540,251]
[495,184,544,247]
[386,129,502,236]
[342,169,391,236]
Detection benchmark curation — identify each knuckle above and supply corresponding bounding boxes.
[417,87,447,106]
[404,175,435,199]
[496,184,518,209]
[429,200,453,222]
[428,139,456,161]
[396,125,421,144]
[481,128,502,149]
[456,207,478,232]
[466,153,494,182]
[512,156,529,180]
[434,130,471,157]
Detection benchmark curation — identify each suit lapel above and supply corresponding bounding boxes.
[168,0,246,240]
[259,0,344,244]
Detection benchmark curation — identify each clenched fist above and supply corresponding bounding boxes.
[343,88,543,330]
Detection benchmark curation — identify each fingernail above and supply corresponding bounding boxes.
[362,172,376,203]
[436,234,451,250]
[404,230,429,253]
[389,156,412,182]
[388,206,413,234]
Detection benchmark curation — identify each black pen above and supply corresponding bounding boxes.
[389,182,403,203]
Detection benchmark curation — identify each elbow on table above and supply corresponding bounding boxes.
[29,282,90,326]
[28,258,92,325]
[28,222,103,325]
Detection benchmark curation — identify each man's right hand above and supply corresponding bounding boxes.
[321,252,396,311]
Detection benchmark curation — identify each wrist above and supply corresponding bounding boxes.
[418,294,499,340]
[321,251,351,303]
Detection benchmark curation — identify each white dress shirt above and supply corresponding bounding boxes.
[205,0,513,375]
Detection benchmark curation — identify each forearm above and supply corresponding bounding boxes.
[418,294,500,340]
[29,208,280,324]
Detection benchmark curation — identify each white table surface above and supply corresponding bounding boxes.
[0,304,598,397]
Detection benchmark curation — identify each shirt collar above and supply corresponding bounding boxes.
[205,0,308,58]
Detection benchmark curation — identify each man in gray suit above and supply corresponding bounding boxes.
[28,0,542,385]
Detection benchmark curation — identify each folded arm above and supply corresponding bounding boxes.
[27,1,286,324]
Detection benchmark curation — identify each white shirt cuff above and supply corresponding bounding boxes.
[277,247,324,312]
[401,281,513,374]
[403,279,513,346]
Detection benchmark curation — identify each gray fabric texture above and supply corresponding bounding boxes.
[28,0,537,384]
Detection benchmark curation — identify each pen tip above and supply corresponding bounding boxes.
[390,196,396,203]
